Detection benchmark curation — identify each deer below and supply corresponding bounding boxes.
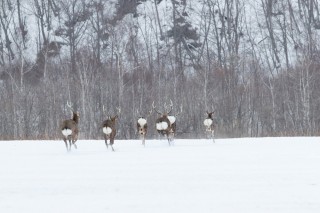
[204,111,215,142]
[153,100,178,146]
[136,108,153,146]
[102,107,120,151]
[61,103,80,151]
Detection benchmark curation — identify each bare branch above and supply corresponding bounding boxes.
[66,101,74,112]
[175,104,183,117]
[146,107,153,117]
[165,99,173,114]
[116,106,121,117]
[152,101,163,115]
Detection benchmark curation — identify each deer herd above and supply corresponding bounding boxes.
[61,101,215,152]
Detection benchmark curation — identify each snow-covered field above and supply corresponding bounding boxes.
[0,137,319,213]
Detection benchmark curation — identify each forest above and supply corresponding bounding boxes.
[1,0,320,140]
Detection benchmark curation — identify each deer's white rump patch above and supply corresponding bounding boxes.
[156,121,168,130]
[103,127,112,135]
[203,119,213,127]
[62,129,72,136]
[167,116,176,124]
[138,118,147,126]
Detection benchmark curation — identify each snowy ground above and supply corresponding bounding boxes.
[0,137,319,213]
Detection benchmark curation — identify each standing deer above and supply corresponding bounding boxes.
[61,104,80,151]
[204,111,215,142]
[153,101,177,146]
[136,109,153,146]
[102,108,120,151]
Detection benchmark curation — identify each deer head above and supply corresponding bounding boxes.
[61,102,79,151]
[204,111,214,127]
[206,111,214,120]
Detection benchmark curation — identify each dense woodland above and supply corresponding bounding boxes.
[1,0,320,140]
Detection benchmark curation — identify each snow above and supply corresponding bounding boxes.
[0,137,320,213]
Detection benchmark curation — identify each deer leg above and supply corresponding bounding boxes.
[110,139,115,152]
[72,135,78,149]
[169,133,174,146]
[205,128,209,139]
[105,140,109,149]
[212,130,215,143]
[206,127,212,140]
[171,133,174,141]
[72,141,78,149]
[68,138,72,151]
[142,136,145,146]
[105,135,110,149]
[166,134,171,146]
[63,138,69,151]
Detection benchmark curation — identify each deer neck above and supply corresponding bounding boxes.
[73,113,79,124]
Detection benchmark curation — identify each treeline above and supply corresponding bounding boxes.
[1,0,320,140]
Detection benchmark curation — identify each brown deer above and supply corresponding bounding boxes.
[102,108,120,151]
[136,108,153,146]
[204,111,215,142]
[153,100,177,146]
[61,104,80,151]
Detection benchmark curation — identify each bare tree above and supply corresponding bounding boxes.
[54,0,91,73]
